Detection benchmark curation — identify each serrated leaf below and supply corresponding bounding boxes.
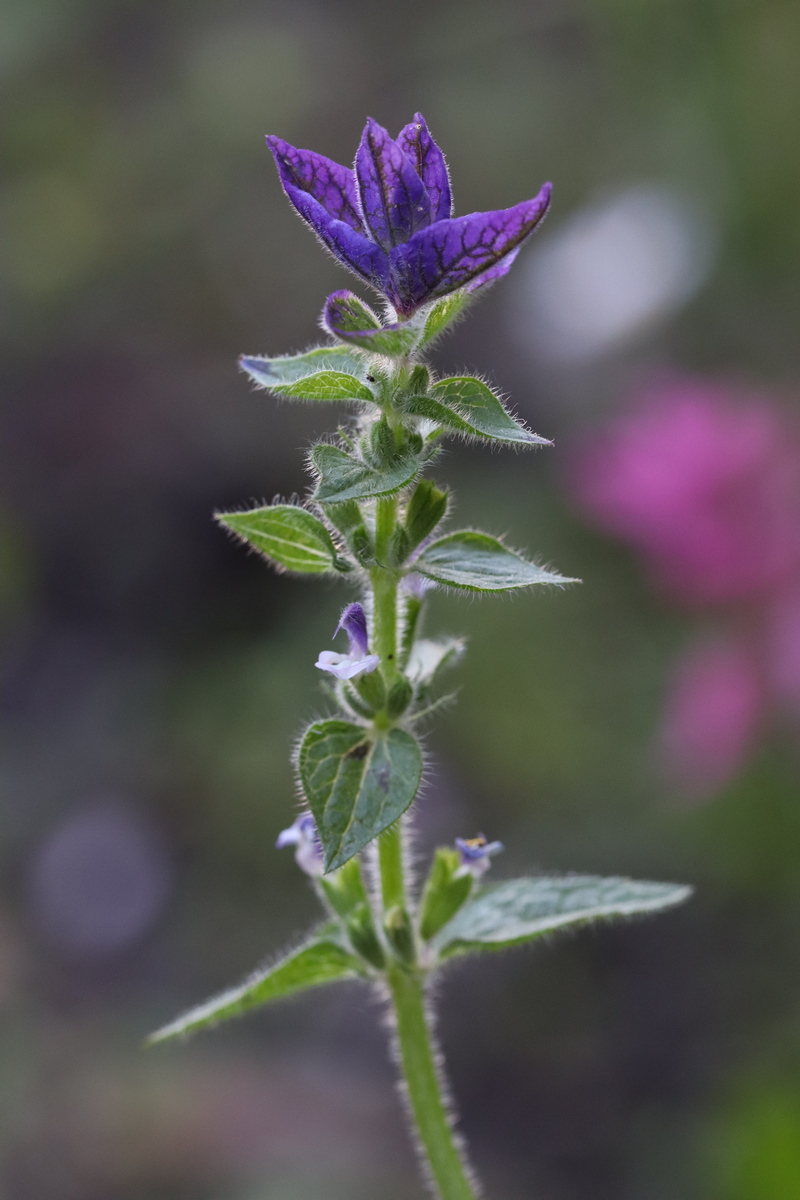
[298,720,423,871]
[323,291,422,357]
[312,444,419,504]
[241,346,366,390]
[147,929,364,1042]
[216,505,349,574]
[429,377,550,446]
[406,637,465,687]
[415,531,576,592]
[433,875,692,958]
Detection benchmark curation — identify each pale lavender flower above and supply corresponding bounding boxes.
[266,114,551,320]
[315,602,380,680]
[455,835,504,880]
[276,813,324,877]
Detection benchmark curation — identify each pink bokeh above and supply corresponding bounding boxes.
[659,636,765,795]
[572,380,800,607]
[569,374,800,795]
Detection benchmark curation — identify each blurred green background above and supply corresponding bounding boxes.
[2,1,800,1197]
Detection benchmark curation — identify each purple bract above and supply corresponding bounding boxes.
[266,114,551,317]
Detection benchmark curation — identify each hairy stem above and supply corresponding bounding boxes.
[388,964,480,1200]
[370,497,477,1196]
[379,820,406,910]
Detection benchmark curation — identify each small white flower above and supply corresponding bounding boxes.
[315,602,380,680]
[315,649,381,680]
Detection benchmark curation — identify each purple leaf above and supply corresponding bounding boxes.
[355,118,431,252]
[396,113,453,223]
[388,183,552,315]
[266,135,364,232]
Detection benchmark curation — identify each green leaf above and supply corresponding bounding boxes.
[406,637,465,688]
[323,292,422,357]
[404,478,449,550]
[216,505,350,574]
[418,292,472,346]
[405,394,481,438]
[428,377,550,446]
[419,848,474,940]
[274,370,376,403]
[241,346,366,388]
[312,444,419,504]
[415,531,576,592]
[433,875,692,958]
[319,856,370,918]
[147,928,364,1042]
[298,720,423,871]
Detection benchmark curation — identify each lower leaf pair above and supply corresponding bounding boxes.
[148,870,691,1044]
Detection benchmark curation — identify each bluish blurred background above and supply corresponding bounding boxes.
[3,2,800,1197]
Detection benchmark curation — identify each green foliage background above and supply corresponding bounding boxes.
[2,1,800,1197]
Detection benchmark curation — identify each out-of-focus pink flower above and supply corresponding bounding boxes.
[571,379,800,606]
[765,587,800,711]
[659,636,766,797]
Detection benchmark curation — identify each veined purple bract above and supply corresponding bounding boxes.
[266,114,551,318]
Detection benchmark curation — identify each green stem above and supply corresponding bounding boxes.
[370,562,399,683]
[378,820,406,910]
[374,495,397,567]
[388,965,480,1200]
[370,495,476,1197]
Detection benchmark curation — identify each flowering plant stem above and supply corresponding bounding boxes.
[371,549,477,1195]
[148,112,692,1200]
[388,962,479,1200]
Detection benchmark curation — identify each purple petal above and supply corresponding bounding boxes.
[355,117,431,252]
[396,113,452,223]
[388,184,552,315]
[279,177,390,291]
[266,135,364,231]
[335,601,370,657]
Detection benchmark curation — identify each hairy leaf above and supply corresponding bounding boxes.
[268,370,375,403]
[428,376,550,446]
[147,929,364,1042]
[434,875,692,958]
[298,720,423,871]
[415,531,575,592]
[418,292,471,346]
[216,505,349,574]
[312,444,419,503]
[323,291,421,357]
[240,346,366,389]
